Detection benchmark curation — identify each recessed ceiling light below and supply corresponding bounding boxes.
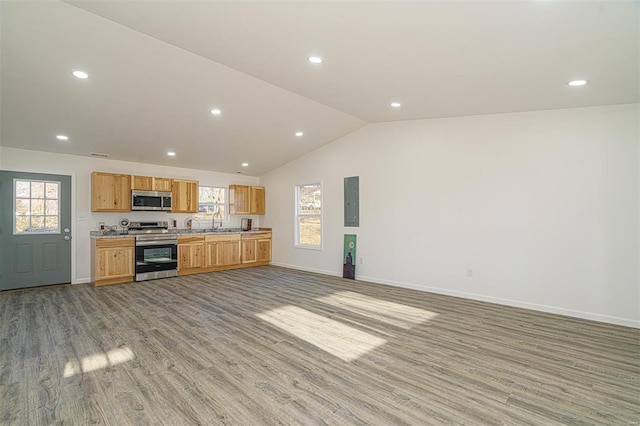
[241,163,249,167]
[167,152,176,156]
[308,56,323,64]
[568,79,588,87]
[390,102,402,108]
[72,70,89,79]
[295,132,304,137]
[56,135,69,141]
[210,108,222,115]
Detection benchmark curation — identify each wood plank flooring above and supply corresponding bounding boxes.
[1,265,638,425]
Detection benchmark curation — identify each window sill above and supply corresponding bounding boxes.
[294,244,323,251]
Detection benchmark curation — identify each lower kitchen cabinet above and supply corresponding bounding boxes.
[241,232,272,264]
[178,232,271,275]
[178,236,205,274]
[178,231,271,275]
[92,238,135,286]
[257,238,272,262]
[205,234,241,268]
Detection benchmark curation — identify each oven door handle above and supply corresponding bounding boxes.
[136,240,178,247]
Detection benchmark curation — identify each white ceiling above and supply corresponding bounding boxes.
[1,1,638,176]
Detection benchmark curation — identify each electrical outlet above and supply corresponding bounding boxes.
[359,257,364,265]
[467,268,473,278]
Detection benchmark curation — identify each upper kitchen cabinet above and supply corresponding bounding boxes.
[132,175,173,191]
[250,186,265,215]
[132,175,152,191]
[92,172,131,212]
[229,185,265,215]
[172,179,199,213]
[153,178,173,192]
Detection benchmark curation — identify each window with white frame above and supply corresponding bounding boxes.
[14,179,61,234]
[295,182,322,248]
[195,186,227,225]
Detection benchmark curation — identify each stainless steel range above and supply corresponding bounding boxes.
[129,221,178,281]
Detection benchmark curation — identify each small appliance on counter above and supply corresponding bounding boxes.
[241,218,252,231]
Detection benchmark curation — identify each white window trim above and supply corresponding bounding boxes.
[294,180,323,250]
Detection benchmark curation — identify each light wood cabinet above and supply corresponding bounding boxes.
[172,180,199,213]
[179,231,270,274]
[257,238,272,262]
[132,176,173,191]
[178,236,204,272]
[205,234,241,267]
[132,175,153,190]
[241,239,257,264]
[92,238,135,286]
[250,186,265,215]
[229,185,250,214]
[229,185,265,215]
[241,232,272,264]
[92,172,131,212]
[153,178,173,191]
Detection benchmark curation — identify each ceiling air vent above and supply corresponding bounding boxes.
[90,152,109,158]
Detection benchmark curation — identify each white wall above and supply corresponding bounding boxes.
[0,147,260,284]
[260,104,640,327]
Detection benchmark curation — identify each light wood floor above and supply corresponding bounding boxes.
[1,266,638,425]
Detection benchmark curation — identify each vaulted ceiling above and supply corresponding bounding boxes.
[1,1,638,176]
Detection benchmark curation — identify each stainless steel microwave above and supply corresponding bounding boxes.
[131,190,172,211]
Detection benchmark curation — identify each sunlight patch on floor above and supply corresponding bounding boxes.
[63,346,135,378]
[317,291,439,329]
[257,305,386,362]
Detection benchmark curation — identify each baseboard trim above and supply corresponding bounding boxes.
[73,278,91,285]
[269,263,639,329]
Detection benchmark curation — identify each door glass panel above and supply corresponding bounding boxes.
[15,199,30,215]
[31,199,44,214]
[15,181,30,197]
[45,182,59,199]
[45,216,59,229]
[46,200,58,215]
[14,179,61,234]
[31,182,45,198]
[31,216,45,229]
[15,216,29,232]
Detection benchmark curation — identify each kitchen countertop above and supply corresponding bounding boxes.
[90,228,270,239]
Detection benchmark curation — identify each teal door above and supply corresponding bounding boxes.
[0,171,72,290]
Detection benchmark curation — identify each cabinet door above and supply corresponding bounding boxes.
[96,246,134,280]
[250,186,265,215]
[256,238,271,262]
[179,242,203,270]
[153,178,173,191]
[132,175,153,190]
[172,180,199,213]
[229,185,250,214]
[241,239,257,264]
[220,241,241,265]
[92,172,131,212]
[204,241,218,268]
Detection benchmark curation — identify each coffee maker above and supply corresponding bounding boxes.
[241,218,252,231]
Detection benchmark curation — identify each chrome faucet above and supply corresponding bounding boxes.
[213,211,222,231]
